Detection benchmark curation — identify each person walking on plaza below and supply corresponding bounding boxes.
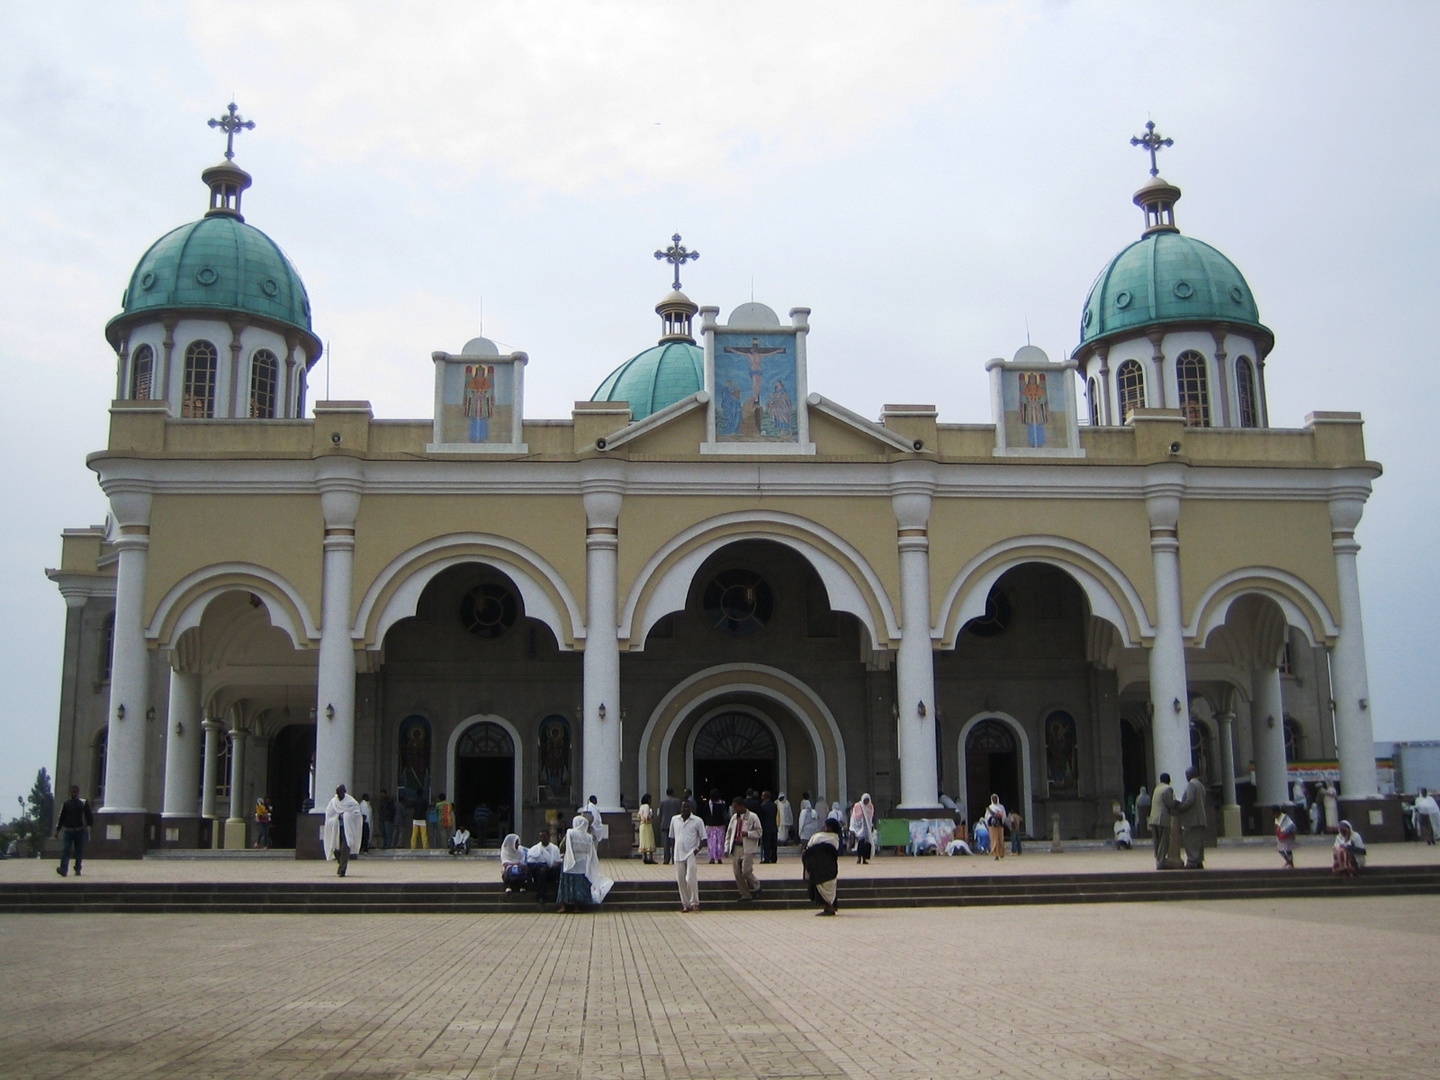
[1274,807,1298,868]
[637,794,657,864]
[377,790,395,849]
[1150,773,1177,870]
[1007,810,1023,855]
[797,795,819,843]
[849,793,876,864]
[558,815,613,912]
[725,796,763,900]
[759,791,779,864]
[1173,767,1208,870]
[1135,785,1151,835]
[671,799,708,912]
[803,818,843,916]
[985,795,1007,860]
[777,793,794,846]
[704,789,728,863]
[658,788,681,864]
[358,793,373,852]
[254,796,272,849]
[54,785,93,877]
[410,793,429,849]
[1414,788,1440,845]
[323,784,363,877]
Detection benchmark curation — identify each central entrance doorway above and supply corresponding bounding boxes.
[454,721,515,846]
[692,711,777,803]
[267,723,315,849]
[965,718,1021,828]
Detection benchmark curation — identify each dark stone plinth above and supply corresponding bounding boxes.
[86,812,160,858]
[599,811,634,858]
[1341,796,1405,842]
[294,813,326,859]
[158,816,203,850]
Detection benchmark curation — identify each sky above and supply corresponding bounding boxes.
[1,2,1437,813]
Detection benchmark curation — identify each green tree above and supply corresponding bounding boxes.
[27,768,54,837]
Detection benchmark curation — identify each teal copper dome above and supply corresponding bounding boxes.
[105,159,319,355]
[1076,176,1271,353]
[591,340,704,420]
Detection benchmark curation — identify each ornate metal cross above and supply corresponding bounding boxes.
[654,233,699,291]
[1130,121,1173,177]
[208,102,256,161]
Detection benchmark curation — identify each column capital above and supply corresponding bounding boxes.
[890,461,936,531]
[315,456,364,529]
[99,477,155,530]
[581,460,626,529]
[202,718,225,735]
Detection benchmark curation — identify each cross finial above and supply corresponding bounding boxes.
[654,233,699,291]
[208,102,255,161]
[1130,121,1173,178]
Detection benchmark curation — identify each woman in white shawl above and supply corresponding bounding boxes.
[1331,820,1367,877]
[500,833,530,892]
[558,815,614,912]
[777,794,794,844]
[797,797,819,843]
[322,784,363,877]
[849,794,876,864]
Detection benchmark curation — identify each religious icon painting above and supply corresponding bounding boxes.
[986,346,1084,457]
[713,332,799,443]
[430,348,528,452]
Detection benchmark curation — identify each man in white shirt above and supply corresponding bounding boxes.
[723,796,763,901]
[1414,788,1440,845]
[526,829,562,905]
[670,799,709,912]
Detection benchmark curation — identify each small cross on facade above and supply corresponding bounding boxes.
[1130,121,1173,177]
[208,103,256,161]
[654,233,699,291]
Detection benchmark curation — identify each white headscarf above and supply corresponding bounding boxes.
[563,816,613,904]
[828,801,845,825]
[797,799,819,841]
[850,794,875,839]
[500,833,523,865]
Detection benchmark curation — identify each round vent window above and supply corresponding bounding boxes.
[1173,281,1194,299]
[704,569,773,637]
[1114,290,1132,310]
[1230,286,1245,304]
[459,583,518,639]
[195,267,219,286]
[261,278,279,297]
[963,589,1012,638]
[139,271,157,291]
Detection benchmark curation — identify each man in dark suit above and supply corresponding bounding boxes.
[758,791,779,863]
[658,788,682,864]
[1172,766,1209,870]
[1150,773,1178,870]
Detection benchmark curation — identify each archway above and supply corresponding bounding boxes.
[1120,717,1149,810]
[266,723,315,849]
[451,719,518,845]
[965,718,1022,828]
[690,708,781,803]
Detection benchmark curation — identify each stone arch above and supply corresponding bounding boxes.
[353,534,584,651]
[936,536,1152,649]
[619,511,900,651]
[444,714,524,835]
[637,664,847,807]
[957,711,1035,833]
[684,704,789,799]
[1189,568,1338,647]
[148,563,318,649]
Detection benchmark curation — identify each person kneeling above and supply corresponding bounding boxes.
[450,826,471,856]
[1113,814,1133,850]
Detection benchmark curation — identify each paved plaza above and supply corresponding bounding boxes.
[2,846,1438,1080]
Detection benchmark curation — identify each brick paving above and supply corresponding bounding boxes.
[2,889,1437,1079]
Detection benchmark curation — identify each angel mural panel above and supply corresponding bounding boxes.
[1045,711,1078,796]
[537,715,571,802]
[438,358,514,444]
[398,714,432,808]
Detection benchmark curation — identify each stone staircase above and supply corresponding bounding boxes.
[3,865,1437,915]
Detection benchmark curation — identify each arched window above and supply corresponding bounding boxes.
[1116,360,1146,424]
[98,612,114,683]
[181,340,218,418]
[1176,351,1210,427]
[93,727,108,805]
[1283,718,1303,764]
[1235,356,1258,428]
[249,349,279,418]
[1087,377,1100,426]
[129,344,154,400]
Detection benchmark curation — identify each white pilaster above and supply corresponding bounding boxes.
[314,458,362,797]
[1144,468,1191,782]
[161,660,203,817]
[100,482,154,813]
[1217,708,1242,836]
[892,463,940,810]
[1251,665,1289,806]
[1329,492,1378,797]
[224,728,250,848]
[581,462,624,812]
[200,719,224,820]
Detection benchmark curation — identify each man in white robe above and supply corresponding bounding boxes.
[671,799,708,912]
[323,785,363,877]
[776,794,794,845]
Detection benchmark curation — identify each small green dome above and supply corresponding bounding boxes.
[1079,231,1270,348]
[108,214,313,343]
[591,341,704,420]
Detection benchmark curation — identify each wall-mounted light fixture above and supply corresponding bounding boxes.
[917,701,927,718]
[116,704,126,721]
[1359,698,1369,711]
[1266,714,1276,729]
[1172,698,1182,713]
[174,721,184,736]
[325,703,335,720]
[598,703,607,721]
[146,706,156,721]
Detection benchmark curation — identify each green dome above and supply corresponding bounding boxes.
[108,214,313,343]
[1078,231,1270,348]
[591,341,704,420]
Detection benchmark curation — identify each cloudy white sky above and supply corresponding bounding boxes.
[1,2,1436,812]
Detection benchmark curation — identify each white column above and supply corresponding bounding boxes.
[1144,470,1192,782]
[225,728,249,846]
[314,459,362,798]
[100,482,154,813]
[892,465,940,810]
[1217,709,1241,836]
[161,663,203,817]
[581,464,624,812]
[1251,665,1289,806]
[1329,493,1379,797]
[200,719,224,819]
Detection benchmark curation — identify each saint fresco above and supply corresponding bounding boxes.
[714,333,799,443]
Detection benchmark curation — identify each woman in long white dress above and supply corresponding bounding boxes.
[558,815,614,912]
[797,798,819,843]
[849,794,876,864]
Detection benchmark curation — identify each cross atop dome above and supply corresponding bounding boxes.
[654,233,699,292]
[208,102,256,162]
[1130,120,1173,178]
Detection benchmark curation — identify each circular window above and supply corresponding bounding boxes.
[261,278,279,297]
[194,267,219,286]
[459,583,518,638]
[963,589,1012,638]
[1114,290,1132,310]
[1082,308,1092,328]
[703,569,773,636]
[1173,280,1194,299]
[1229,285,1245,304]
[139,271,157,291]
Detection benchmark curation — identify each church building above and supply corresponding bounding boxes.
[47,111,1396,855]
